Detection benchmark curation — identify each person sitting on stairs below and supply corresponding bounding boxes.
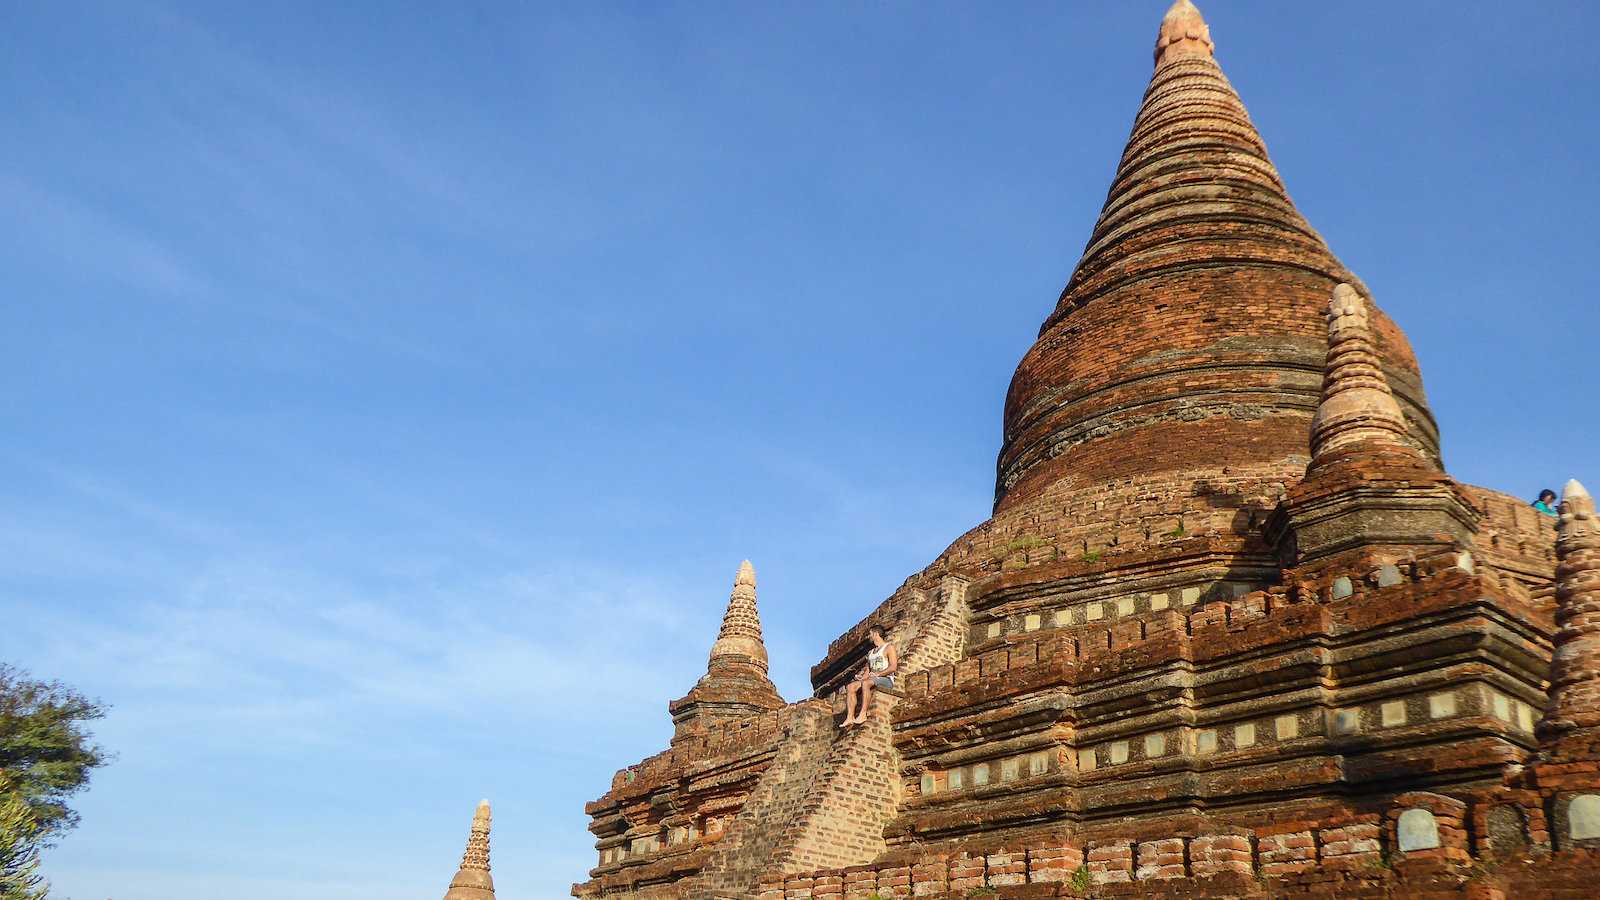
[843,626,897,728]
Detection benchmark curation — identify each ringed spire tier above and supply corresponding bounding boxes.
[996,0,1439,511]
[442,800,494,900]
[1309,284,1419,466]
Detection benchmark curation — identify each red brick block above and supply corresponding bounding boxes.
[1086,841,1133,884]
[1191,832,1254,878]
[1135,837,1187,880]
[1028,843,1083,883]
[947,851,986,892]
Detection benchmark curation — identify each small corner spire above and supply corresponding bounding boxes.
[710,560,769,671]
[442,799,495,900]
[1540,477,1600,740]
[667,561,786,736]
[1155,0,1214,68]
[1308,284,1417,467]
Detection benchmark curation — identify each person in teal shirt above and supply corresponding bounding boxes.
[1533,489,1559,516]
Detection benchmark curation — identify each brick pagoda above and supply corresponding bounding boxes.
[549,2,1600,897]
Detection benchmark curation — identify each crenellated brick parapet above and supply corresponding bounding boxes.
[898,567,1548,710]
[752,791,1600,898]
[595,707,792,807]
[1465,485,1560,588]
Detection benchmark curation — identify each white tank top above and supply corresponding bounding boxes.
[868,644,889,673]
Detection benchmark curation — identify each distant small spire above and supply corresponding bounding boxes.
[442,800,495,900]
[1154,0,1214,68]
[1541,479,1600,737]
[708,560,769,672]
[1308,284,1416,466]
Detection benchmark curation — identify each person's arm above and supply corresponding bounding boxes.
[883,644,898,675]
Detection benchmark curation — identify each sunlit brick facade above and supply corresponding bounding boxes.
[555,3,1600,898]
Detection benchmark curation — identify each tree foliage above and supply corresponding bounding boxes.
[0,665,109,841]
[0,773,46,900]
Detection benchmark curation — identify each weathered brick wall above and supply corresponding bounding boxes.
[576,702,834,899]
[899,567,1547,710]
[961,461,1293,574]
[578,535,1570,899]
[1466,484,1559,592]
[884,564,1556,856]
[809,461,1297,691]
[896,577,968,674]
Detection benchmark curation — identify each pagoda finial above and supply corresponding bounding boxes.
[668,561,785,737]
[442,800,495,900]
[709,559,769,672]
[1155,0,1214,67]
[1308,284,1416,467]
[1541,479,1600,739]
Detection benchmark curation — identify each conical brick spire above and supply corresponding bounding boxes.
[668,562,785,740]
[1154,0,1214,67]
[997,0,1437,511]
[1542,480,1600,738]
[442,800,494,900]
[1309,284,1420,467]
[1270,281,1470,567]
[708,559,769,672]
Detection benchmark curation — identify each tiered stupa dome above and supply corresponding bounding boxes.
[996,0,1438,514]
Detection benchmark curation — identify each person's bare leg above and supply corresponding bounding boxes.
[860,678,875,722]
[844,681,859,725]
[850,677,869,725]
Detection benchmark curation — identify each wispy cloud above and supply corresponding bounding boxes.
[130,3,489,220]
[19,564,698,752]
[1,459,714,898]
[0,173,209,299]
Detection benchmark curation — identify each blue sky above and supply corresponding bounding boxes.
[1,2,1593,898]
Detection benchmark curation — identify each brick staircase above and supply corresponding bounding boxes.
[766,704,902,874]
[687,701,836,900]
[689,577,971,898]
